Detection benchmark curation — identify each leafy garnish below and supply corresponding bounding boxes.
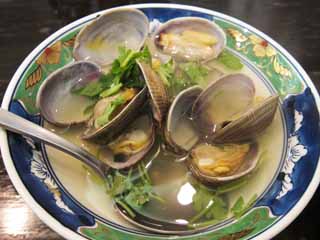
[94,95,126,128]
[99,83,123,98]
[124,182,153,209]
[105,162,163,216]
[191,184,228,223]
[122,64,145,88]
[161,61,209,97]
[155,59,175,86]
[231,194,258,219]
[217,50,243,70]
[230,196,245,218]
[179,62,209,84]
[73,46,151,98]
[83,100,98,116]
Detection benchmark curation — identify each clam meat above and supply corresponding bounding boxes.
[153,17,226,62]
[98,114,155,169]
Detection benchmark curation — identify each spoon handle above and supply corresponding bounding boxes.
[0,108,107,178]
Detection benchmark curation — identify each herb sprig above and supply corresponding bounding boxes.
[217,50,243,70]
[105,162,163,218]
[189,177,256,228]
[74,46,151,99]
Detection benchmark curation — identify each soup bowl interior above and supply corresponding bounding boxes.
[1,4,320,240]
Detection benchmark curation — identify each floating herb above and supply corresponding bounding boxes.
[94,95,126,128]
[154,58,175,86]
[179,62,209,84]
[191,183,228,224]
[231,194,258,219]
[105,162,163,214]
[217,50,243,70]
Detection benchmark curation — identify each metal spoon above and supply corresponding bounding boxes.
[0,108,109,178]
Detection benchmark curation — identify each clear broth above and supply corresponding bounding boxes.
[44,58,284,231]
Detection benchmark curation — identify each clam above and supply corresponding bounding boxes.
[192,74,279,143]
[37,61,101,127]
[164,86,202,153]
[98,115,155,169]
[82,86,147,143]
[138,61,169,124]
[73,8,149,67]
[188,142,258,184]
[153,17,226,62]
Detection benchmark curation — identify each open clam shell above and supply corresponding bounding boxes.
[98,114,155,169]
[153,17,226,62]
[73,8,149,67]
[192,73,256,136]
[82,86,147,143]
[138,61,169,124]
[212,95,279,143]
[188,142,258,185]
[36,61,101,127]
[164,86,202,153]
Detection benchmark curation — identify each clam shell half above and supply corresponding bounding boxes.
[82,86,147,143]
[138,61,170,124]
[188,142,259,185]
[212,95,279,143]
[164,86,202,153]
[98,114,155,169]
[36,61,101,127]
[153,17,226,62]
[73,8,149,67]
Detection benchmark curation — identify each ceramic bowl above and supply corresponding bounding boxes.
[1,4,320,240]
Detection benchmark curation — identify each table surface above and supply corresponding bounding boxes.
[0,0,320,239]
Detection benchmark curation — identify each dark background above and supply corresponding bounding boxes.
[0,0,319,239]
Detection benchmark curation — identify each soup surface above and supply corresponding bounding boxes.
[44,55,285,231]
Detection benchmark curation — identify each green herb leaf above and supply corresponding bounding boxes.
[231,194,257,219]
[192,186,213,213]
[73,46,149,98]
[82,100,98,116]
[122,64,145,88]
[191,183,228,222]
[231,196,245,218]
[209,196,228,220]
[179,62,209,84]
[156,59,175,86]
[105,163,159,212]
[94,95,126,128]
[106,171,133,197]
[124,182,152,209]
[99,83,123,98]
[139,46,152,63]
[217,50,243,70]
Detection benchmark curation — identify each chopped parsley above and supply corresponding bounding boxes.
[105,162,163,218]
[94,95,126,128]
[73,46,151,99]
[217,50,243,70]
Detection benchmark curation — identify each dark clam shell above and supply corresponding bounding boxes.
[138,61,170,125]
[164,85,202,153]
[192,73,256,136]
[211,95,279,143]
[81,86,147,143]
